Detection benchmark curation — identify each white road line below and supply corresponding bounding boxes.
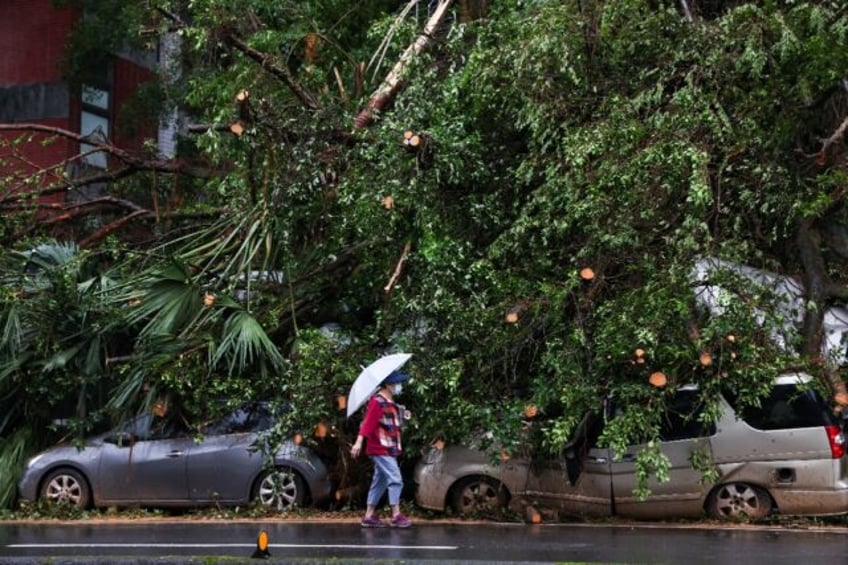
[9,543,458,550]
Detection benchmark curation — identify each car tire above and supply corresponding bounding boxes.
[254,467,306,511]
[449,476,508,516]
[707,482,772,520]
[41,468,91,509]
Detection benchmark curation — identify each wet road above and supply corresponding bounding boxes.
[0,521,847,564]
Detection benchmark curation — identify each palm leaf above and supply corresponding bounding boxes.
[0,301,25,359]
[42,344,83,372]
[124,259,204,337]
[20,240,79,269]
[0,428,32,508]
[106,335,188,413]
[214,309,286,375]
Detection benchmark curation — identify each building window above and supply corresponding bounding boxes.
[80,83,110,168]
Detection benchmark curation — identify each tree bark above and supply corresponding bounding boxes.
[457,0,488,22]
[796,220,828,360]
[224,33,320,111]
[354,0,454,128]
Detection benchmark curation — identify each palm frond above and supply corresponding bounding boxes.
[0,301,24,359]
[124,259,204,337]
[42,343,84,372]
[214,309,286,375]
[106,335,188,414]
[20,240,79,269]
[0,428,32,509]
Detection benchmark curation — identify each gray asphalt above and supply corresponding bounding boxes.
[2,520,848,564]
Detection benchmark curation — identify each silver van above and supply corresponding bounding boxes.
[413,373,848,520]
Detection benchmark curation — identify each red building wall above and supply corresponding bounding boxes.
[1,0,158,209]
[0,0,75,84]
[0,0,77,206]
[113,58,156,153]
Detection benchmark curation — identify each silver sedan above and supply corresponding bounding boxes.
[19,404,333,511]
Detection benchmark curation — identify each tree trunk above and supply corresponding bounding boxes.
[458,0,488,22]
[796,220,828,361]
[354,0,454,128]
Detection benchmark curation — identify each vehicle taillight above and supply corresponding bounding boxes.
[825,425,846,459]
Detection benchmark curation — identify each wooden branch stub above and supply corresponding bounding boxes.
[305,33,320,63]
[313,421,328,439]
[402,130,423,150]
[649,371,668,388]
[335,485,361,502]
[580,267,595,282]
[381,195,395,209]
[235,89,250,102]
[506,301,532,324]
[505,307,522,323]
[525,505,542,524]
[230,121,246,136]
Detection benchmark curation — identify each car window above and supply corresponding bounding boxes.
[659,389,716,441]
[606,390,715,442]
[726,384,835,430]
[121,413,187,441]
[202,403,276,435]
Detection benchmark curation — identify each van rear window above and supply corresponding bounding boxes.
[726,385,835,430]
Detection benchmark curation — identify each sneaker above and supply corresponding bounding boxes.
[390,513,412,528]
[360,516,387,528]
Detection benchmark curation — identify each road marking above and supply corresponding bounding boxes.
[9,543,458,550]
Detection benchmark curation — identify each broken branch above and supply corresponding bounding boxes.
[384,241,411,294]
[354,0,454,128]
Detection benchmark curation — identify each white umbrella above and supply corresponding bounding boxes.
[346,353,412,418]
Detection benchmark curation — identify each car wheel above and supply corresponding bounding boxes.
[41,468,91,509]
[254,467,306,511]
[450,476,508,516]
[707,482,772,519]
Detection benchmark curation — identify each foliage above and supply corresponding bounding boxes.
[3,0,848,508]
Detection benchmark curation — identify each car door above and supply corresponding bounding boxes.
[187,405,269,503]
[523,411,614,517]
[608,389,716,519]
[97,413,192,503]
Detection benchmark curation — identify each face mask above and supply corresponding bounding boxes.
[391,383,403,396]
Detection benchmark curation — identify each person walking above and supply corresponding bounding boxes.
[350,370,412,528]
